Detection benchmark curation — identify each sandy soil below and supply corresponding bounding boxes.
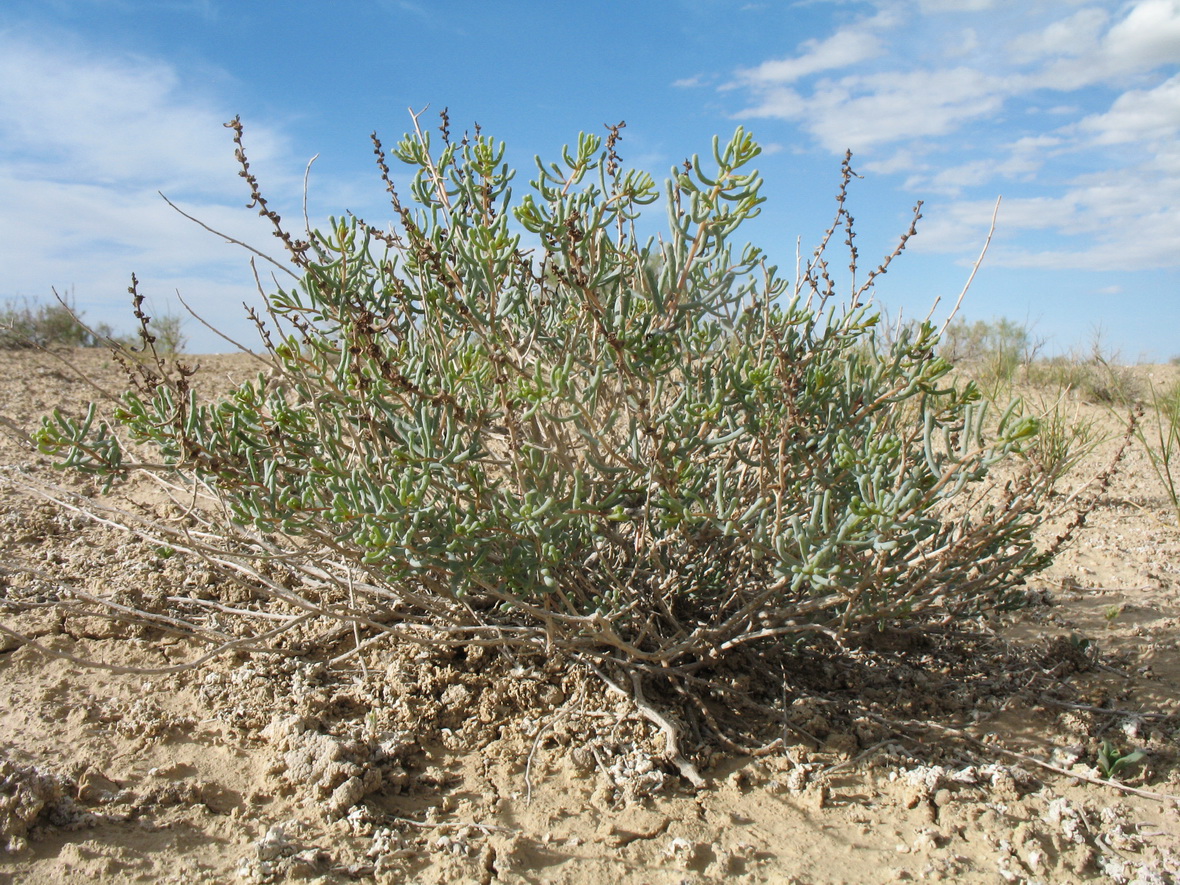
[0,347,1178,884]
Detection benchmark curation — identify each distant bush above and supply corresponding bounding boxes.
[939,318,1143,407]
[939,317,1043,400]
[0,292,187,355]
[141,306,187,355]
[1028,358,1140,405]
[940,317,1040,368]
[1026,335,1142,406]
[0,294,114,349]
[23,115,1084,754]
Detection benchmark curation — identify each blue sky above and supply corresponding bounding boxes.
[1,1,1177,359]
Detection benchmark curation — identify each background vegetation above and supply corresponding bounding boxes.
[0,291,186,353]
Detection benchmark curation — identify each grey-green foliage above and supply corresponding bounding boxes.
[0,294,114,349]
[939,317,1040,400]
[148,309,188,355]
[34,119,1066,677]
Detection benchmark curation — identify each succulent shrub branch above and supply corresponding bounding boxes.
[27,115,1078,712]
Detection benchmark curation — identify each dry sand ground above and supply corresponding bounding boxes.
[0,347,1178,884]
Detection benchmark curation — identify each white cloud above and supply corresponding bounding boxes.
[1075,73,1180,143]
[0,175,276,276]
[729,1,1180,157]
[951,27,980,55]
[720,0,1180,279]
[1008,7,1109,64]
[1104,0,1180,69]
[1033,0,1180,88]
[735,28,884,86]
[915,148,1180,271]
[1011,134,1064,150]
[863,147,929,175]
[0,30,307,349]
[916,0,996,11]
[0,34,291,196]
[907,134,1062,195]
[741,67,1006,153]
[0,172,281,335]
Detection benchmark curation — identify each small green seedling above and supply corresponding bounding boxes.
[1096,740,1146,780]
[1104,604,1124,624]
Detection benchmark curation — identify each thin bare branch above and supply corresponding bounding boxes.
[159,192,299,280]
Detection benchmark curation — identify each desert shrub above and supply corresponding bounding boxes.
[1084,357,1143,406]
[1129,378,1180,523]
[147,308,188,355]
[24,115,1079,747]
[0,293,115,349]
[939,317,1042,400]
[1030,354,1143,406]
[1016,396,1100,491]
[942,319,1143,407]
